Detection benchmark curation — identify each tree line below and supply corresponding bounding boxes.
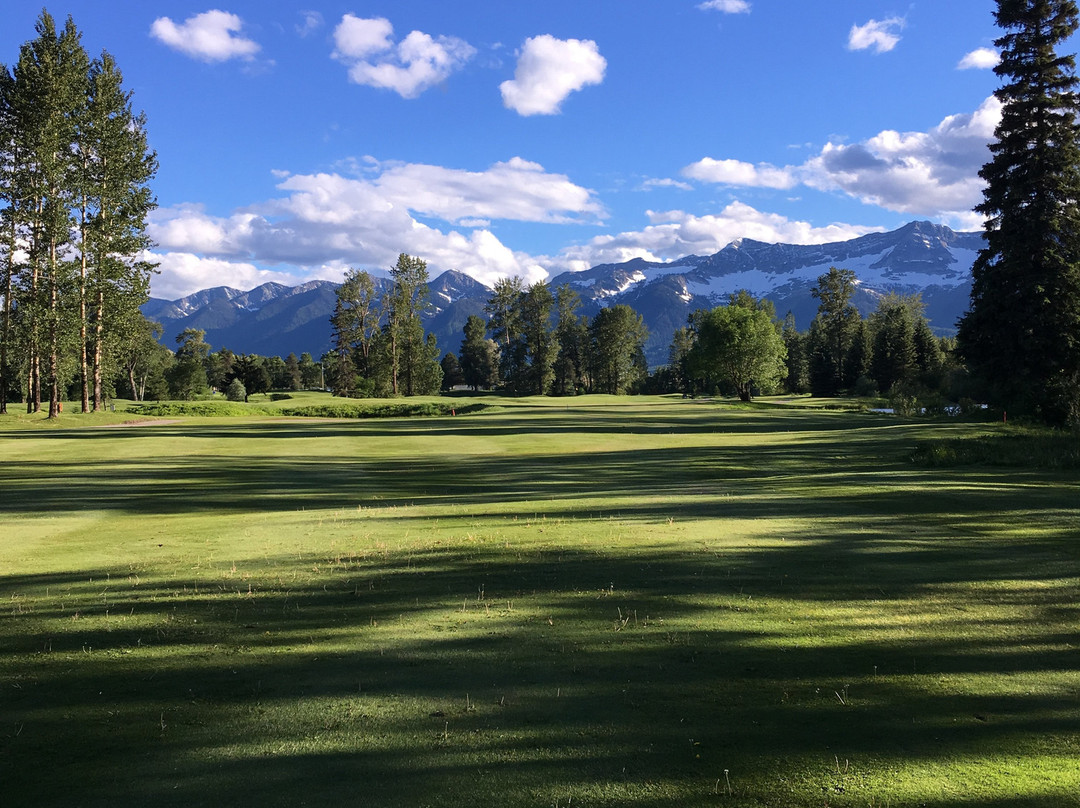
[0,12,157,416]
[330,262,650,398]
[665,268,958,410]
[321,0,1080,425]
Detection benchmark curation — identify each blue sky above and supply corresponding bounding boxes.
[3,1,1022,298]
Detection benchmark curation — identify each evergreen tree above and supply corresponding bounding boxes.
[519,280,558,395]
[484,276,523,387]
[780,312,808,394]
[869,295,919,394]
[440,352,464,391]
[0,12,155,416]
[588,304,648,394]
[459,313,498,391]
[10,13,89,416]
[298,352,320,389]
[385,253,437,396]
[79,52,157,411]
[808,267,861,395]
[330,268,380,386]
[552,284,587,396]
[958,0,1080,425]
[284,353,302,391]
[0,66,17,412]
[668,325,696,395]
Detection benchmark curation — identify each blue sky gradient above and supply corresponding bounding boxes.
[2,1,1035,298]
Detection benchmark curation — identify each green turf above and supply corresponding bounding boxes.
[1,397,1078,807]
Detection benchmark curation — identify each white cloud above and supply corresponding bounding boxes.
[640,177,694,191]
[680,97,998,221]
[500,35,606,116]
[803,96,999,218]
[147,252,301,299]
[333,14,393,59]
[331,15,475,98]
[681,157,797,189]
[848,17,905,54]
[374,157,604,223]
[547,203,880,273]
[296,11,323,38]
[150,10,260,63]
[147,158,600,295]
[698,0,751,13]
[958,47,999,70]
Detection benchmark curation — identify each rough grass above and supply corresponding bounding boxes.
[913,425,1080,468]
[1,397,1078,807]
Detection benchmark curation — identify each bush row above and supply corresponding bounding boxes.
[126,400,490,419]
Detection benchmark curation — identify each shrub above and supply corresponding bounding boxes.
[127,401,269,417]
[226,379,247,402]
[285,401,489,419]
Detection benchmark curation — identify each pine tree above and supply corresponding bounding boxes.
[459,314,497,391]
[10,13,89,415]
[484,276,523,388]
[0,66,17,413]
[1,13,155,416]
[79,52,157,411]
[552,284,587,396]
[519,280,557,395]
[958,0,1080,425]
[384,253,435,396]
[808,267,861,396]
[588,304,648,395]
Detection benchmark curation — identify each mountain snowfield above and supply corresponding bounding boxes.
[144,221,983,367]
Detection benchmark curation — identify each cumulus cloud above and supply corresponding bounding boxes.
[331,14,475,98]
[147,252,302,300]
[681,157,797,189]
[698,0,751,13]
[803,96,1000,218]
[374,157,603,223]
[958,47,999,70]
[847,17,905,54]
[682,97,999,221]
[500,35,606,116]
[147,158,599,296]
[547,203,880,273]
[150,10,260,62]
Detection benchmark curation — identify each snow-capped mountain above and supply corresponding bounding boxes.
[143,221,982,366]
[551,221,981,362]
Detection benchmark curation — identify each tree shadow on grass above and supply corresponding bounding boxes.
[2,408,1078,806]
[2,530,1079,807]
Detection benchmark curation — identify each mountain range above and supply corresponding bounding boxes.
[143,220,983,367]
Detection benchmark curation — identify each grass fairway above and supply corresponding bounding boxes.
[1,397,1078,807]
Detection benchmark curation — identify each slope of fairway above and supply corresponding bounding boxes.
[1,398,1078,807]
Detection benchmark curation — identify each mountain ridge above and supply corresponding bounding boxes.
[143,221,982,366]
